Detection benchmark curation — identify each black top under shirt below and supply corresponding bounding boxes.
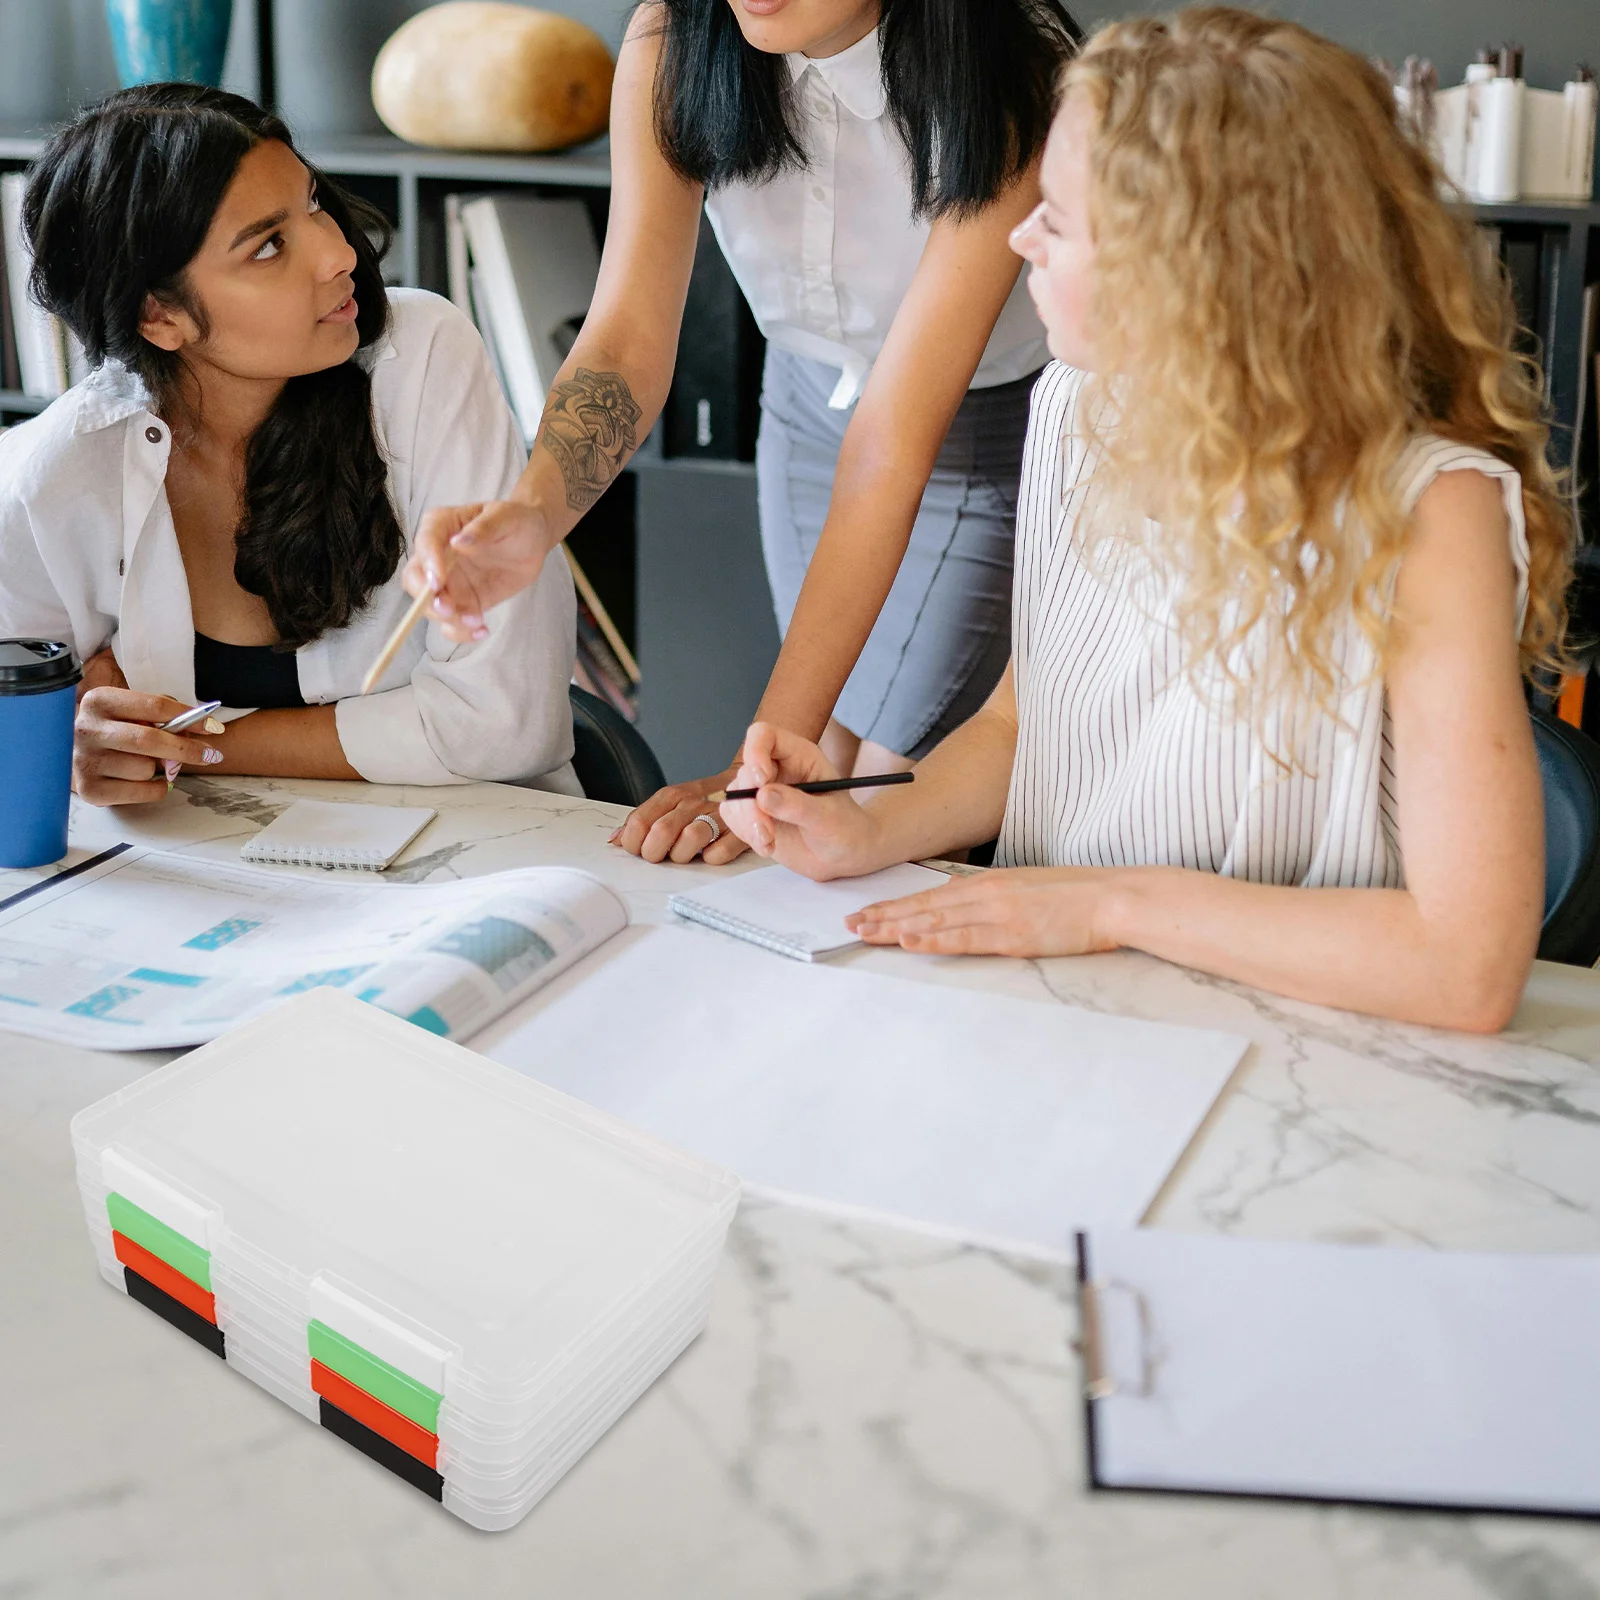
[193,633,306,709]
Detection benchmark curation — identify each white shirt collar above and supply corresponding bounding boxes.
[785,25,886,121]
[67,339,398,437]
[71,362,152,435]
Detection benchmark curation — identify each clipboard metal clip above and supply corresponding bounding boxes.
[1078,1277,1157,1400]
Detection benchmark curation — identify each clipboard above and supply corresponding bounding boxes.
[1075,1229,1600,1520]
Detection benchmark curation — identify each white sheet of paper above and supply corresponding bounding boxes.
[476,926,1248,1258]
[1081,1228,1600,1513]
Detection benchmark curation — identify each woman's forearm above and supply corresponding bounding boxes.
[1097,870,1536,1033]
[858,696,1018,867]
[753,408,955,741]
[754,181,1037,745]
[758,516,913,742]
[195,705,360,781]
[506,327,676,554]
[498,13,700,559]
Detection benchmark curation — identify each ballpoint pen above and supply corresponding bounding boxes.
[158,700,225,788]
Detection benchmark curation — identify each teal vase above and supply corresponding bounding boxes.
[105,0,235,88]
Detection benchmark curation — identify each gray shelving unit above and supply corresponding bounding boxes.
[1468,198,1600,482]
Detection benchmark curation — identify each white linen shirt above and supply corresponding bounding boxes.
[0,288,579,790]
[702,25,1049,410]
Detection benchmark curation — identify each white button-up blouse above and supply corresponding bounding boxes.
[702,25,1050,410]
[0,289,580,790]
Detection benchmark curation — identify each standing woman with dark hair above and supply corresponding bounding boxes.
[0,85,577,806]
[408,0,1077,862]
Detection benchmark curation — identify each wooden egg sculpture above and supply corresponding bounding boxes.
[372,2,614,152]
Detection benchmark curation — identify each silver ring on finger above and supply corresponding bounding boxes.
[692,812,723,846]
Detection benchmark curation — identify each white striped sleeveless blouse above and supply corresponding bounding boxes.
[996,363,1532,888]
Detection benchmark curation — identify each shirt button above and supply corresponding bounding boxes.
[145,425,162,444]
[811,185,826,202]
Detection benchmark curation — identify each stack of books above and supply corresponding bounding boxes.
[446,191,599,446]
[568,549,639,720]
[72,988,741,1531]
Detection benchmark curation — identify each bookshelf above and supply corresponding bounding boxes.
[1472,199,1600,728]
[1464,198,1600,487]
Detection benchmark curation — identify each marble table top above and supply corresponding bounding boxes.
[5,775,1600,1599]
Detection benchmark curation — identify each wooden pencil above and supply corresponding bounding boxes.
[709,772,915,803]
[361,585,433,695]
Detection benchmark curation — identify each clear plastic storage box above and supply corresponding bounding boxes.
[71,988,741,1531]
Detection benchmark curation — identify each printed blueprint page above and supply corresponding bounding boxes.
[0,849,626,1049]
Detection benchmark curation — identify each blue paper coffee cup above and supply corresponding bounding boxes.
[0,640,81,868]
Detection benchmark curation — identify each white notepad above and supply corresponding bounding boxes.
[478,927,1248,1256]
[667,861,949,960]
[1078,1228,1600,1516]
[239,800,436,871]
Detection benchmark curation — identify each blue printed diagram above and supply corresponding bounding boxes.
[183,916,266,952]
[64,984,143,1022]
[430,916,556,993]
[406,1004,451,1037]
[277,966,374,996]
[64,967,210,1022]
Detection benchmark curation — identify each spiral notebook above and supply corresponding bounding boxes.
[667,862,949,960]
[239,800,437,872]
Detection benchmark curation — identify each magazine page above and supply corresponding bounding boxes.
[0,847,627,1050]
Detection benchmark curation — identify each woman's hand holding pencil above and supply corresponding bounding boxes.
[400,499,553,646]
[716,722,904,880]
[377,503,551,691]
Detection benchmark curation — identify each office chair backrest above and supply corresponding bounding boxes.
[1533,712,1600,966]
[569,685,667,809]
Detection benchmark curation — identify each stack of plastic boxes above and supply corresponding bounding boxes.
[71,988,741,1531]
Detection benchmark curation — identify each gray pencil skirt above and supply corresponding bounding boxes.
[757,346,1038,759]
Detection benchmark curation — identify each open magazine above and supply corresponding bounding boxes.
[0,846,627,1050]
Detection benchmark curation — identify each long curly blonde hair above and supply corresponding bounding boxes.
[1064,8,1570,709]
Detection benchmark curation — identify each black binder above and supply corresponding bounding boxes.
[662,213,763,462]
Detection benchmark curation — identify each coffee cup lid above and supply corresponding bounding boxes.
[0,639,82,694]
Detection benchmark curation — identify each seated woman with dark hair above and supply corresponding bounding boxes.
[0,84,577,805]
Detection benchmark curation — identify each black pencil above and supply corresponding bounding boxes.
[709,772,915,803]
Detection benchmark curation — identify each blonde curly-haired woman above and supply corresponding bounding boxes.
[715,8,1573,1032]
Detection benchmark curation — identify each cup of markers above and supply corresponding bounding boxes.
[0,640,81,868]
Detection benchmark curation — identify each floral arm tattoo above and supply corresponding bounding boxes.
[537,368,643,513]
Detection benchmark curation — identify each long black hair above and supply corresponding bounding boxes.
[24,83,403,650]
[652,0,1080,219]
